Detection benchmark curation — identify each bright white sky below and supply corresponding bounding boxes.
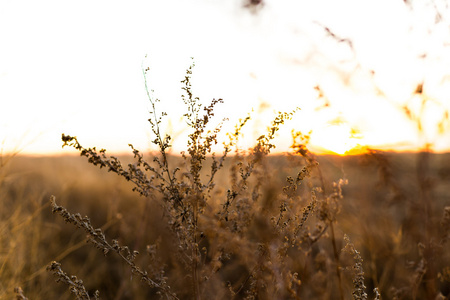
[1,0,450,156]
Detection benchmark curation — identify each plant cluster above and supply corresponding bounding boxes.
[36,60,450,299]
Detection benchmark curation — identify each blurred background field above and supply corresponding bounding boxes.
[1,151,449,299]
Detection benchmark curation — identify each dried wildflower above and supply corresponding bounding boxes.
[46,261,98,300]
[441,206,450,245]
[342,235,368,300]
[53,58,386,300]
[14,287,28,300]
[50,196,177,299]
[373,287,381,300]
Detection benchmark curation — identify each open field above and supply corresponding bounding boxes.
[3,3,450,298]
[1,151,449,299]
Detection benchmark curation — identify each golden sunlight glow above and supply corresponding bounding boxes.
[310,124,364,155]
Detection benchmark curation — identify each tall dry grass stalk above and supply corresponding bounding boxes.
[47,60,375,299]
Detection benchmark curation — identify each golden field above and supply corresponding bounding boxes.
[1,63,449,300]
[1,150,449,299]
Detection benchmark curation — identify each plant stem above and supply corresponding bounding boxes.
[330,221,344,300]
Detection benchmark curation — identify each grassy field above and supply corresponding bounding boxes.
[2,64,449,299]
[1,150,449,299]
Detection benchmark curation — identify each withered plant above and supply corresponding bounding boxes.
[48,59,383,299]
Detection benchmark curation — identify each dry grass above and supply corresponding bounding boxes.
[1,61,450,299]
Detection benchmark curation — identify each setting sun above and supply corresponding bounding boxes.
[310,124,363,155]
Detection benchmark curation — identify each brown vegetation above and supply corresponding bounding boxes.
[1,62,449,299]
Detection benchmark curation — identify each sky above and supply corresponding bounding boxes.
[1,0,450,156]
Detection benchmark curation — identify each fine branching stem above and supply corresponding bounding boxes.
[46,59,402,300]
